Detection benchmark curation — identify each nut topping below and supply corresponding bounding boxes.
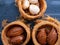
[22,0,30,9]
[47,28,58,45]
[10,35,24,45]
[29,4,40,15]
[29,0,38,4]
[37,26,58,45]
[7,26,24,37]
[6,26,26,45]
[22,0,40,15]
[37,28,47,45]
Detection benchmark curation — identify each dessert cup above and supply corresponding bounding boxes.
[16,0,47,20]
[1,21,30,45]
[32,16,60,45]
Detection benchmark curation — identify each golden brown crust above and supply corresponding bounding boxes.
[35,16,60,26]
[16,0,47,20]
[32,16,60,45]
[1,21,30,45]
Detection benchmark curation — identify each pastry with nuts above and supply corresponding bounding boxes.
[37,26,58,45]
[22,0,40,15]
[6,26,25,45]
[16,0,47,20]
[1,21,30,45]
[32,16,60,45]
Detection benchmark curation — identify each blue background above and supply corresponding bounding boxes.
[0,0,60,45]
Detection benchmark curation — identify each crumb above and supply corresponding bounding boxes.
[2,19,8,27]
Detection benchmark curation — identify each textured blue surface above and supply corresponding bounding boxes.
[46,0,60,20]
[0,0,60,45]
